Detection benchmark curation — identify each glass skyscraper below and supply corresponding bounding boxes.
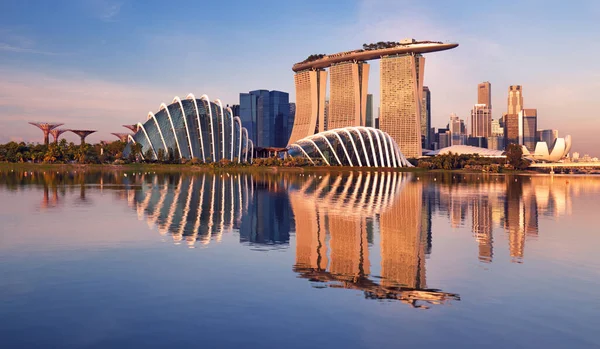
[240,90,291,148]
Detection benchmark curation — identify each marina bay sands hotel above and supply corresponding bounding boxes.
[288,39,458,158]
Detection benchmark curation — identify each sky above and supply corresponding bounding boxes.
[0,0,599,154]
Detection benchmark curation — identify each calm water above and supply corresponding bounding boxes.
[1,169,599,348]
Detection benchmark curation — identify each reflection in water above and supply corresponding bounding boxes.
[2,169,599,307]
[122,173,295,248]
[422,174,583,264]
[290,172,459,308]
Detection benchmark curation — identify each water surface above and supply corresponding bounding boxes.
[1,169,599,348]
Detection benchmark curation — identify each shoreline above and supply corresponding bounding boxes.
[2,162,595,176]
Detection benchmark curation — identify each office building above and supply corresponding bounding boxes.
[240,90,291,148]
[538,129,558,148]
[470,104,492,138]
[448,113,467,146]
[288,103,296,141]
[365,94,374,128]
[478,81,492,109]
[521,109,538,151]
[507,85,523,115]
[422,86,431,149]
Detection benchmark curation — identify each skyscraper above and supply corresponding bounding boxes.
[470,104,492,137]
[288,103,296,142]
[521,108,538,151]
[503,113,520,146]
[328,61,369,129]
[504,86,524,147]
[448,113,466,145]
[507,85,523,115]
[421,86,431,149]
[380,53,425,158]
[239,90,291,148]
[538,129,558,148]
[288,69,327,145]
[478,82,492,109]
[365,94,374,128]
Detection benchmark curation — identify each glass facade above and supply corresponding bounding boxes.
[240,90,291,148]
[288,126,412,168]
[126,94,253,163]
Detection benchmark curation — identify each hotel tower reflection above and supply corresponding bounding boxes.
[290,172,459,308]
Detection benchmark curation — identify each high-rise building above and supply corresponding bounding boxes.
[365,94,374,128]
[288,103,296,141]
[323,100,329,131]
[521,109,537,151]
[380,53,425,158]
[448,113,467,145]
[229,104,240,117]
[507,85,523,115]
[422,86,431,149]
[328,61,370,129]
[503,113,519,146]
[470,104,492,138]
[239,90,291,148]
[491,119,504,136]
[538,129,558,148]
[478,81,492,109]
[288,69,327,145]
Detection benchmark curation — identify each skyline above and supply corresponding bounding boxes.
[1,0,599,154]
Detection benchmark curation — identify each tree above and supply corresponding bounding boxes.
[144,148,154,162]
[506,144,529,170]
[129,143,143,163]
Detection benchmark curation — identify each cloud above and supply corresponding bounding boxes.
[0,29,58,55]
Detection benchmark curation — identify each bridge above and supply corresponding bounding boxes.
[529,162,600,174]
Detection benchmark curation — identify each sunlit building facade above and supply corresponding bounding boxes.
[288,69,327,145]
[328,61,370,129]
[380,53,425,158]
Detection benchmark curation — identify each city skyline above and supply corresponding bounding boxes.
[0,0,599,154]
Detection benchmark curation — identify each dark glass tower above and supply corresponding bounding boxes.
[240,90,291,148]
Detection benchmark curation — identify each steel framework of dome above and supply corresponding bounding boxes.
[125,94,254,163]
[288,126,412,167]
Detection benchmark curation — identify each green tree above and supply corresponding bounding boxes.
[506,143,529,170]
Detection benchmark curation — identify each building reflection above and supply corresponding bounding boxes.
[291,172,459,308]
[421,174,580,264]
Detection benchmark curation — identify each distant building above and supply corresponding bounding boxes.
[487,136,504,151]
[491,119,504,136]
[478,82,492,109]
[521,109,538,151]
[470,104,492,138]
[422,86,431,149]
[323,100,330,132]
[448,113,467,146]
[240,90,291,148]
[289,103,296,141]
[230,104,240,117]
[507,85,523,115]
[366,94,374,128]
[503,112,519,147]
[538,129,558,148]
[467,136,488,148]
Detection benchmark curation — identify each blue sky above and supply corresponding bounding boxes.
[1,0,599,154]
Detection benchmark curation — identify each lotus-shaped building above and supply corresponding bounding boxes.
[524,135,572,162]
[125,94,253,163]
[287,126,413,167]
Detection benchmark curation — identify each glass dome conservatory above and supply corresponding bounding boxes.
[125,94,253,163]
[288,126,412,167]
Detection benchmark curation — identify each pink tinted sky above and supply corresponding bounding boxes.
[0,0,598,154]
